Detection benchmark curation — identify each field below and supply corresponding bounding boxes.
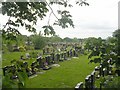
[2,51,98,88]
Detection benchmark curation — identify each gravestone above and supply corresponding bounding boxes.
[54,54,58,63]
[85,76,90,89]
[37,56,42,68]
[75,82,84,90]
[43,48,45,55]
[70,49,73,57]
[56,53,60,62]
[31,61,37,74]
[73,49,76,57]
[46,48,49,54]
[64,52,67,60]
[51,53,55,61]
[42,62,51,70]
[20,55,25,60]
[22,62,28,68]
[26,53,30,59]
[108,65,112,75]
[91,70,96,89]
[41,57,46,68]
[95,66,100,79]
[3,66,8,76]
[59,53,64,61]
[10,65,17,79]
[67,51,70,57]
[102,68,106,77]
[50,53,55,63]
[85,75,92,89]
[99,63,103,76]
[95,66,99,71]
[47,55,51,65]
[3,65,18,79]
[45,55,52,65]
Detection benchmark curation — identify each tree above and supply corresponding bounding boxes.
[72,37,80,42]
[112,29,120,68]
[113,29,120,56]
[1,0,89,40]
[88,30,119,73]
[84,37,102,52]
[32,35,46,50]
[16,35,28,46]
[63,37,72,42]
[49,35,62,43]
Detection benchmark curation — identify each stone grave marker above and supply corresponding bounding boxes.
[75,82,84,90]
[91,70,96,89]
[31,61,37,75]
[85,75,91,89]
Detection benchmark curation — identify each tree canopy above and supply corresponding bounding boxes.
[1,0,89,40]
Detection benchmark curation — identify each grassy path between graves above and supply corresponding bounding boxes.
[26,55,98,88]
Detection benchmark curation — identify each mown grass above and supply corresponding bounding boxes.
[2,50,42,67]
[26,55,98,88]
[2,51,98,88]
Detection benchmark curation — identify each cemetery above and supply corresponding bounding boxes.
[2,38,120,89]
[1,1,120,89]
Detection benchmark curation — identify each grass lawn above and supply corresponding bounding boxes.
[26,55,98,88]
[2,50,42,67]
[2,51,98,88]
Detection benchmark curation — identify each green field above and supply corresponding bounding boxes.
[25,55,97,88]
[2,51,98,88]
[2,50,42,67]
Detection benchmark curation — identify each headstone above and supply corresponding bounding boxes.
[102,68,106,77]
[3,66,8,76]
[51,53,55,61]
[85,76,89,89]
[37,56,43,68]
[20,55,25,60]
[75,82,84,90]
[26,53,30,59]
[99,63,103,76]
[10,65,17,79]
[108,65,112,75]
[85,75,91,89]
[67,51,70,57]
[41,57,45,68]
[46,48,49,54]
[42,62,51,70]
[73,49,76,57]
[43,48,45,55]
[45,56,51,65]
[95,66,99,71]
[31,61,37,74]
[48,55,51,65]
[59,53,64,61]
[22,62,28,68]
[70,49,73,57]
[64,52,67,60]
[56,53,60,62]
[91,70,96,89]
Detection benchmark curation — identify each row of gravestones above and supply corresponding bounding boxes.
[2,49,79,80]
[75,62,113,90]
[43,43,81,55]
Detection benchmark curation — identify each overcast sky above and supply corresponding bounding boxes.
[0,0,119,39]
